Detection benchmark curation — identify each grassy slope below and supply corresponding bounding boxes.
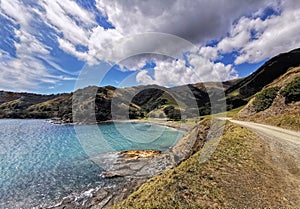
[237,67,300,131]
[248,107,300,131]
[110,122,294,208]
[175,106,246,127]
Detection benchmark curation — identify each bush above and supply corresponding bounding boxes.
[280,77,300,103]
[253,87,279,112]
[163,106,181,121]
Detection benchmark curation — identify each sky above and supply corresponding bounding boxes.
[1,0,300,94]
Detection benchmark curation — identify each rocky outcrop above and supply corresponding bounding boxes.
[48,177,148,209]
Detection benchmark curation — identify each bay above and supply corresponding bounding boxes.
[0,119,184,208]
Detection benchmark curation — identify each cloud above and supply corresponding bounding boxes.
[96,0,268,44]
[57,38,88,60]
[0,53,52,91]
[234,2,300,64]
[39,0,95,46]
[136,70,157,85]
[136,54,237,86]
[0,50,77,92]
[86,0,274,71]
[193,1,300,65]
[0,30,76,92]
[188,53,237,82]
[14,29,50,55]
[1,0,300,92]
[0,0,79,91]
[0,3,55,92]
[0,0,32,26]
[217,31,251,54]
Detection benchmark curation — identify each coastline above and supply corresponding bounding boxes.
[49,117,193,132]
[48,119,208,209]
[127,119,193,132]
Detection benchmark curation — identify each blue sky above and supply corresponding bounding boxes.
[0,0,300,94]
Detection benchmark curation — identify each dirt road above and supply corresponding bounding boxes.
[220,117,300,206]
[223,118,300,167]
[226,118,299,144]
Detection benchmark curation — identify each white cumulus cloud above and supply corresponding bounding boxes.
[136,53,237,86]
[2,0,300,91]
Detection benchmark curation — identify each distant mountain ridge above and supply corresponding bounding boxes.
[0,82,232,122]
[1,48,300,122]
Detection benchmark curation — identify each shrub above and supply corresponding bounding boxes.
[163,106,181,121]
[253,87,280,112]
[280,77,300,103]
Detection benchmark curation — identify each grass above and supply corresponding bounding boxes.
[199,105,245,120]
[223,106,245,118]
[110,121,291,208]
[0,99,21,108]
[227,89,240,98]
[255,110,300,131]
[137,105,246,127]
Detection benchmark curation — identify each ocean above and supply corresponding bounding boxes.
[0,119,184,208]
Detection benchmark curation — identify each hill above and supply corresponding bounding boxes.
[237,66,300,130]
[1,48,300,123]
[0,82,235,123]
[107,49,300,209]
[0,91,60,118]
[226,48,300,98]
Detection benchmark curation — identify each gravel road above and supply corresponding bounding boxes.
[220,117,300,206]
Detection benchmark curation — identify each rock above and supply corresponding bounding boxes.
[100,169,136,178]
[120,150,161,159]
[61,197,73,204]
[95,195,113,209]
[100,172,122,178]
[94,189,109,201]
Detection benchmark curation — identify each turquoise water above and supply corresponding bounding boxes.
[0,119,184,208]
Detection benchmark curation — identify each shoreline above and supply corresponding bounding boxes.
[48,119,207,209]
[49,118,193,132]
[0,118,200,208]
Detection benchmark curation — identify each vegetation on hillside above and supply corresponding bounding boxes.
[237,66,300,130]
[226,48,300,98]
[252,87,280,112]
[1,49,300,123]
[280,76,300,103]
[262,110,300,131]
[0,83,237,122]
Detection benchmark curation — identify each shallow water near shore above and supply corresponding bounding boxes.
[0,119,184,208]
